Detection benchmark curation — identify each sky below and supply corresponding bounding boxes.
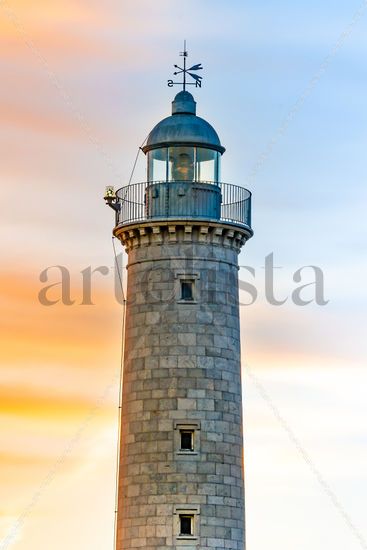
[0,1,366,549]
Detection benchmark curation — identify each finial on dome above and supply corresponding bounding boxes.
[172,91,196,115]
[167,41,203,91]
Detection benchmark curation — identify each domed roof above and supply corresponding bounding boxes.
[142,91,225,154]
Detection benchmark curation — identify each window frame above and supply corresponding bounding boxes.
[174,505,200,543]
[180,280,194,302]
[147,146,221,183]
[180,429,194,451]
[175,272,200,304]
[179,515,193,536]
[147,147,168,182]
[174,421,200,457]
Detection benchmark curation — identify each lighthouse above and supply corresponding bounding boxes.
[106,51,253,550]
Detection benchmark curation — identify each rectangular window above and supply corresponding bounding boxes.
[175,272,199,304]
[181,281,193,301]
[179,515,193,536]
[195,147,219,182]
[148,148,168,182]
[180,430,194,451]
[174,421,200,457]
[168,146,195,182]
[174,504,200,541]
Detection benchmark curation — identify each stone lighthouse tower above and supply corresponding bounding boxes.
[106,59,253,550]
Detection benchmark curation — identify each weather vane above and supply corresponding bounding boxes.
[167,41,203,91]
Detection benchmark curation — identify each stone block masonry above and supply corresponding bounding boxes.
[115,221,251,550]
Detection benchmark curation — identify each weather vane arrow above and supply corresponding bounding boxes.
[167,41,203,90]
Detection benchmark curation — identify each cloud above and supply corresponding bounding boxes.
[0,101,89,140]
[0,1,118,59]
[0,384,114,420]
[0,270,121,368]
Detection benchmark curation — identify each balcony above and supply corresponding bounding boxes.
[112,181,252,229]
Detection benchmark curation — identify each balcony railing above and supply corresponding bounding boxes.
[114,181,251,229]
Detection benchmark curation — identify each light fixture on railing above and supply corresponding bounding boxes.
[104,186,120,212]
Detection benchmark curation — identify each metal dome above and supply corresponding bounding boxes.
[142,91,225,154]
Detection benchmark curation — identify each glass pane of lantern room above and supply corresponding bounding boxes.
[168,147,195,181]
[148,148,168,181]
[196,148,218,182]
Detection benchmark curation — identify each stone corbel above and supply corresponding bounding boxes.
[183,225,193,242]
[129,229,139,249]
[138,227,149,246]
[233,231,243,251]
[223,229,234,247]
[168,225,177,242]
[212,227,223,245]
[151,226,163,245]
[198,226,209,243]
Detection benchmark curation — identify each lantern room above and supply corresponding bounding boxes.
[143,90,224,184]
[141,90,225,219]
[106,89,252,230]
[146,146,220,183]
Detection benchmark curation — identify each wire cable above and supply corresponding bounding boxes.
[112,236,126,550]
[119,134,150,204]
[128,134,149,185]
[111,133,148,548]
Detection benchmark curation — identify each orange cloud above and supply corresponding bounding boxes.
[0,1,114,40]
[0,383,114,420]
[0,270,121,368]
[0,0,156,63]
[0,102,88,139]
